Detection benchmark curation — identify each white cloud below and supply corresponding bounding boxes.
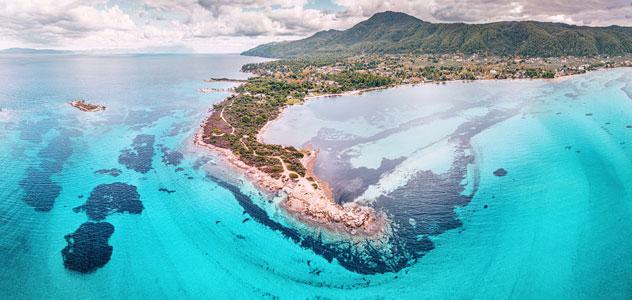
[0,0,630,53]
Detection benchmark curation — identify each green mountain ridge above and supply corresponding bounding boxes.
[242,11,632,58]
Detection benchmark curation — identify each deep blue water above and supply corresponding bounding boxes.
[1,54,631,299]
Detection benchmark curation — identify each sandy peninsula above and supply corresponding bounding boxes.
[193,55,632,242]
[193,121,388,239]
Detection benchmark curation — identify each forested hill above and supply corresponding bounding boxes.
[242,11,632,58]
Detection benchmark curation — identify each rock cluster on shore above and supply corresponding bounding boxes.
[194,132,388,239]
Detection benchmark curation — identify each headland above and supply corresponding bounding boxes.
[196,54,632,239]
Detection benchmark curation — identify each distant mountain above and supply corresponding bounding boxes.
[0,48,72,54]
[242,11,632,58]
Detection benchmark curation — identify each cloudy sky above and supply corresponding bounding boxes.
[1,0,631,53]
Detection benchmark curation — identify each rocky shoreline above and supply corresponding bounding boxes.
[193,123,388,239]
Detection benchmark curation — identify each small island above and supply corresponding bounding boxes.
[69,100,106,112]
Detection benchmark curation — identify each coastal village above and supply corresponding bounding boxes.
[245,54,632,85]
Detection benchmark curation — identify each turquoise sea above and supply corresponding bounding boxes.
[1,54,631,299]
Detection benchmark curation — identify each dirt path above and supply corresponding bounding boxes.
[239,135,291,176]
[220,100,235,135]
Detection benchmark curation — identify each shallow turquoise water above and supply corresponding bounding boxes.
[1,54,631,299]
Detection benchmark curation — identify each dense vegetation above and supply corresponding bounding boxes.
[202,65,395,178]
[242,11,632,58]
[204,51,630,179]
